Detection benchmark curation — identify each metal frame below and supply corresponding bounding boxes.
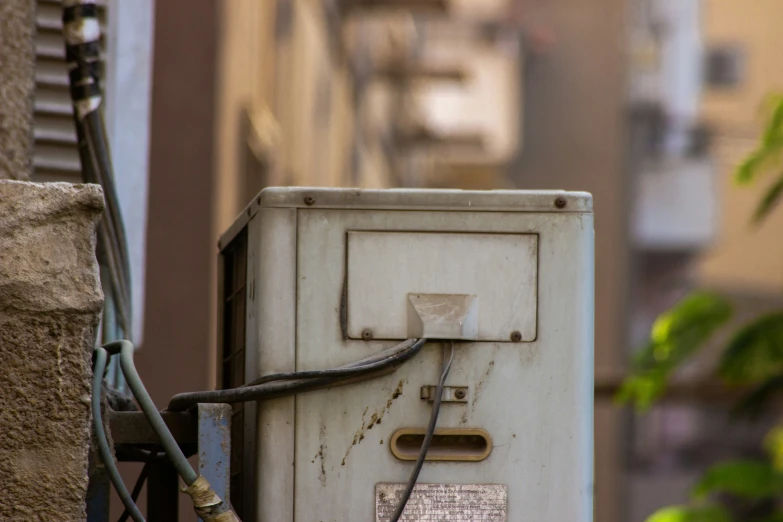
[87,404,232,521]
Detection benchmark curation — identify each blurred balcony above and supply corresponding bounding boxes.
[633,156,719,251]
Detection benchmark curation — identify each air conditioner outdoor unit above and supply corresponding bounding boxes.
[218,187,594,521]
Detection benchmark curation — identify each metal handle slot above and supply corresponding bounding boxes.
[390,428,492,462]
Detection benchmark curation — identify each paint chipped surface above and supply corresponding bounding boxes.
[375,483,508,521]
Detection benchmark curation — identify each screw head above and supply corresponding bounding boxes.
[454,389,467,400]
[361,328,374,341]
[510,330,522,342]
[555,196,567,209]
[304,196,316,206]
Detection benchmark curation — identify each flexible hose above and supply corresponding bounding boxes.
[103,340,199,486]
[92,347,146,522]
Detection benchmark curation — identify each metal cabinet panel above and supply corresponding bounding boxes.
[346,231,538,342]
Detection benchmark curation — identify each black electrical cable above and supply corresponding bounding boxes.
[389,341,455,522]
[96,335,448,520]
[240,338,423,387]
[168,338,426,411]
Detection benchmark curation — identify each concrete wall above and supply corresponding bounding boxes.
[509,2,630,521]
[0,0,34,181]
[0,181,104,522]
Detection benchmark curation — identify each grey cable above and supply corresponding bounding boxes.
[92,347,146,522]
[104,340,199,486]
[390,341,455,522]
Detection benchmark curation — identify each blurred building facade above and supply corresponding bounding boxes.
[624,0,783,520]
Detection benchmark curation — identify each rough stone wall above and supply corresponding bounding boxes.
[0,181,104,521]
[0,0,35,181]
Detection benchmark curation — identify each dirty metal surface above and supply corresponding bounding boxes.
[375,483,508,521]
[197,403,232,522]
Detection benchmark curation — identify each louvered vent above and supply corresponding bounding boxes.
[32,0,108,182]
[219,228,248,517]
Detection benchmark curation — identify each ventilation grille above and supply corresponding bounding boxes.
[32,0,108,182]
[220,228,248,516]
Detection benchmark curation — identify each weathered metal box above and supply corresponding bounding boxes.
[218,187,594,521]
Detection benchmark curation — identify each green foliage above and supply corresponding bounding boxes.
[625,92,783,522]
[645,504,733,522]
[735,94,783,223]
[616,292,732,410]
[765,427,783,471]
[753,175,783,224]
[692,460,783,501]
[718,313,783,385]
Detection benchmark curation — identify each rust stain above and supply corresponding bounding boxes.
[463,360,495,423]
[392,380,404,399]
[472,360,494,409]
[313,424,327,486]
[341,380,404,466]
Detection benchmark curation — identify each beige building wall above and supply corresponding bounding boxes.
[697,0,783,292]
[211,0,396,383]
[213,0,385,217]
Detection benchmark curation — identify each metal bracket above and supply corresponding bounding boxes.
[421,385,469,403]
[95,406,232,521]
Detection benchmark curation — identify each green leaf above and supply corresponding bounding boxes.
[737,150,767,186]
[645,504,732,522]
[736,95,783,186]
[692,460,783,501]
[615,370,668,411]
[762,96,783,147]
[642,292,732,369]
[718,312,783,385]
[764,426,783,471]
[617,292,732,411]
[753,174,783,224]
[735,137,783,186]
